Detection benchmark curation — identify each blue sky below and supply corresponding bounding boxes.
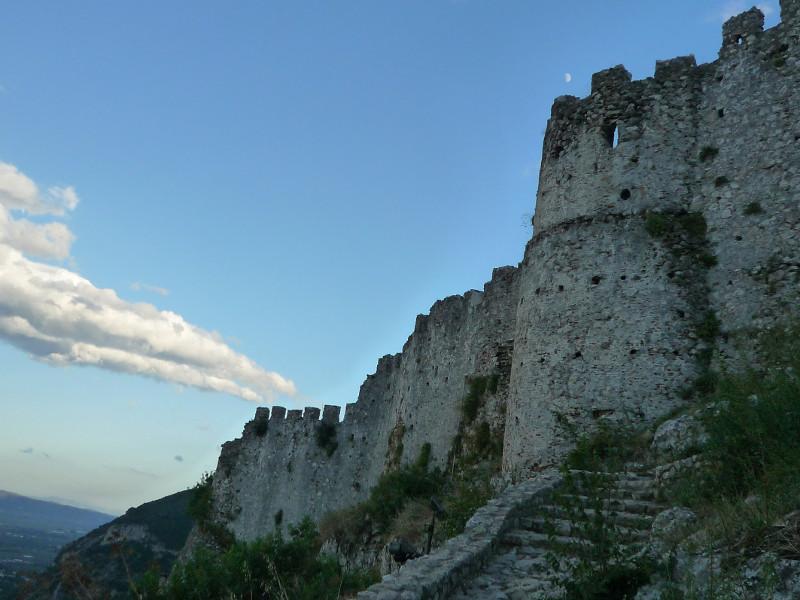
[0,1,781,514]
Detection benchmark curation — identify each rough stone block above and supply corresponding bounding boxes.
[591,64,632,95]
[322,404,341,422]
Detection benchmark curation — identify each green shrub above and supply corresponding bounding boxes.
[565,421,646,472]
[663,324,800,551]
[702,366,800,500]
[645,212,669,237]
[699,146,719,162]
[696,311,721,342]
[437,468,493,540]
[187,473,214,525]
[546,471,656,600]
[461,373,501,424]
[692,369,720,397]
[320,444,443,544]
[142,518,379,599]
[315,422,339,457]
[473,421,492,455]
[699,252,718,268]
[677,212,708,239]
[487,373,500,394]
[744,201,764,215]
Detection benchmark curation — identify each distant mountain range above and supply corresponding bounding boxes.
[0,491,115,600]
[0,490,113,532]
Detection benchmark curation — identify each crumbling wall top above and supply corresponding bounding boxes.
[591,65,632,95]
[722,7,764,52]
[654,55,697,82]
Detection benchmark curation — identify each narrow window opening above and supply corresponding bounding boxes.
[736,35,744,46]
[717,108,725,118]
[602,122,620,148]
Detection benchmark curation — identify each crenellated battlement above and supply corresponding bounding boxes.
[590,65,632,96]
[532,5,799,235]
[654,55,697,82]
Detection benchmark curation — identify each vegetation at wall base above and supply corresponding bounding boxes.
[319,373,504,555]
[564,421,650,473]
[663,324,800,557]
[136,518,378,600]
[544,471,657,600]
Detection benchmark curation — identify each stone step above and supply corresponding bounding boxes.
[530,506,654,530]
[504,577,560,598]
[567,469,656,480]
[503,529,591,551]
[503,529,645,557]
[522,516,651,540]
[557,494,665,515]
[562,483,657,501]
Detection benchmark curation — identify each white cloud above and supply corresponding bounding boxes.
[0,162,296,403]
[0,163,79,215]
[564,72,572,83]
[131,281,170,297]
[0,205,74,260]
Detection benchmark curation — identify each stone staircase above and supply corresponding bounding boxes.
[448,469,665,600]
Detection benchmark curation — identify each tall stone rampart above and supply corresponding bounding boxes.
[206,266,519,541]
[504,2,800,476]
[188,1,800,551]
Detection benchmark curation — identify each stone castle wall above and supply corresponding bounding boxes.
[504,2,800,475]
[209,266,519,540]
[195,1,800,544]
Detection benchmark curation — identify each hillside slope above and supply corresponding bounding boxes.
[19,490,193,599]
[0,492,113,600]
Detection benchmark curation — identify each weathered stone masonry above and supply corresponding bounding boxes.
[192,1,800,548]
[505,1,800,476]
[207,265,519,541]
